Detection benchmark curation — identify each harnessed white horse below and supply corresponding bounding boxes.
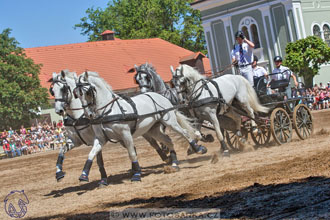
[134,63,209,154]
[73,71,206,182]
[171,64,269,156]
[50,70,108,186]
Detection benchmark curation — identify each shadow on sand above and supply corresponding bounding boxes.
[37,176,329,220]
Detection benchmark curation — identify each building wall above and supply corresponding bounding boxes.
[194,0,330,85]
[300,0,330,84]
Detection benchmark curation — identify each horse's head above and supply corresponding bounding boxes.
[134,63,154,93]
[73,71,97,118]
[170,65,190,102]
[49,70,74,115]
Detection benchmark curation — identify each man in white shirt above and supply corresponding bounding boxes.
[271,56,298,99]
[231,31,255,86]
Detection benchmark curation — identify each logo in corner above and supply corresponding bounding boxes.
[4,190,29,218]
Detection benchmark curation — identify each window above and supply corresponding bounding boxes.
[323,24,330,46]
[313,24,321,38]
[312,23,330,46]
[238,17,261,49]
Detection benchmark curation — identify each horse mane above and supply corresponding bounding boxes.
[81,71,114,92]
[181,64,205,82]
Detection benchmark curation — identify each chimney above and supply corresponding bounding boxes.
[101,30,115,40]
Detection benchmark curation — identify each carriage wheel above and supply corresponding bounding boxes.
[225,128,248,152]
[270,108,292,145]
[293,104,313,140]
[250,121,271,147]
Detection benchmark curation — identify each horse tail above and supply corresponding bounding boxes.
[175,111,202,140]
[242,77,269,113]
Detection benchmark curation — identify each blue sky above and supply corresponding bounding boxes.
[0,0,109,48]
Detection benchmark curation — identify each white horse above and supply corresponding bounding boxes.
[50,70,108,186]
[171,64,269,156]
[73,71,207,182]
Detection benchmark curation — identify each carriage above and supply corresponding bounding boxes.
[224,70,313,150]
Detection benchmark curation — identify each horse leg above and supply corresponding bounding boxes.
[119,129,141,181]
[55,139,74,181]
[147,125,179,170]
[143,134,169,162]
[79,138,102,182]
[240,104,258,134]
[96,151,108,186]
[224,108,245,142]
[161,111,207,155]
[207,109,230,157]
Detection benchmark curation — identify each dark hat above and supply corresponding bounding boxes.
[274,56,282,62]
[253,55,258,63]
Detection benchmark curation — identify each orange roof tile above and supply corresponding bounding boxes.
[24,38,211,92]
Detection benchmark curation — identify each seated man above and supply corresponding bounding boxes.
[252,55,269,93]
[270,56,298,99]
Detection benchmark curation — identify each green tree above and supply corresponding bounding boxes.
[284,36,330,87]
[74,0,206,54]
[0,29,49,130]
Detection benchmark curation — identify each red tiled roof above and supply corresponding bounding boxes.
[24,38,211,92]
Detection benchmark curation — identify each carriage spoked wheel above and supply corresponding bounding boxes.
[293,104,313,140]
[270,107,292,145]
[224,128,248,152]
[250,121,271,147]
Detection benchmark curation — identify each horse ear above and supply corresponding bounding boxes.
[61,70,65,78]
[52,72,57,80]
[84,71,89,81]
[134,64,138,70]
[170,66,175,75]
[73,73,79,83]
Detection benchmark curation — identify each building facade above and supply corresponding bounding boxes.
[191,0,330,84]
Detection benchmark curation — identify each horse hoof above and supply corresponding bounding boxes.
[56,171,65,182]
[240,137,246,144]
[205,134,214,142]
[131,173,141,182]
[197,146,207,154]
[252,127,258,134]
[187,147,194,156]
[171,165,180,172]
[79,174,89,182]
[98,178,108,187]
[222,150,230,157]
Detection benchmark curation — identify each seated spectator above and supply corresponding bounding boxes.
[37,134,45,151]
[9,139,21,157]
[30,123,37,134]
[2,139,11,157]
[319,82,325,90]
[20,125,27,135]
[57,120,63,129]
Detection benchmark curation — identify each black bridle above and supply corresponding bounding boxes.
[73,76,96,109]
[49,78,71,106]
[134,69,154,91]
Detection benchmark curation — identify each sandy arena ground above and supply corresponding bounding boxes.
[0,110,329,220]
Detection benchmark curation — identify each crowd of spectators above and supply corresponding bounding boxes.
[1,120,66,158]
[292,82,330,110]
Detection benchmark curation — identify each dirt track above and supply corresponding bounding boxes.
[0,110,329,220]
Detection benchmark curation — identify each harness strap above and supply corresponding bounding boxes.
[64,115,90,145]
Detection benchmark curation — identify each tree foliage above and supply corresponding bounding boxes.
[74,0,206,54]
[0,29,49,130]
[284,36,330,87]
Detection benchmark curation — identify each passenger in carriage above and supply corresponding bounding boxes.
[270,56,299,99]
[252,55,269,89]
[231,30,255,86]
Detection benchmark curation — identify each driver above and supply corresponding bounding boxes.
[271,56,298,99]
[231,31,255,86]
